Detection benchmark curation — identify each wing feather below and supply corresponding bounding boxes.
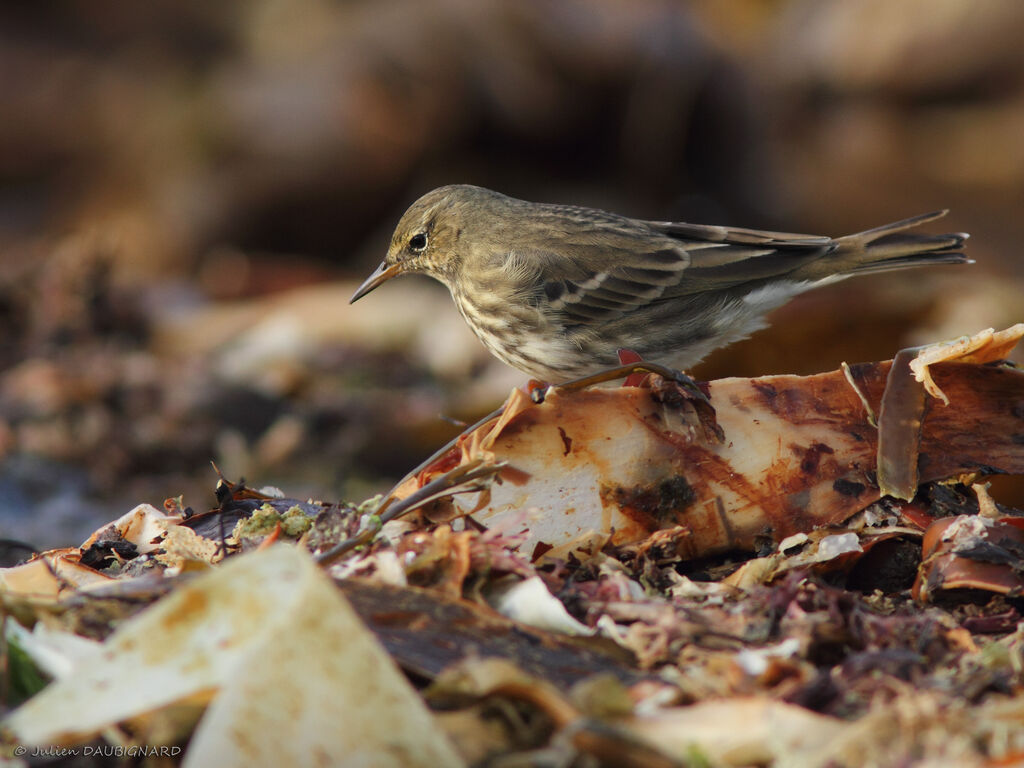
[525,209,959,327]
[535,223,833,325]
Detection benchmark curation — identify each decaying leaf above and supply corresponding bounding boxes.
[393,326,1024,559]
[876,347,931,501]
[335,578,653,691]
[878,324,1024,500]
[0,549,114,601]
[625,697,845,766]
[909,323,1024,405]
[914,513,1024,602]
[5,546,465,768]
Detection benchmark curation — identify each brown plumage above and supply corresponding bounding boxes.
[351,185,970,382]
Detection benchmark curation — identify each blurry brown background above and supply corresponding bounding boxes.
[1,0,1021,548]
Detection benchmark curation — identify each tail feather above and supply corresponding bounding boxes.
[814,210,970,278]
[847,209,950,237]
[845,251,971,275]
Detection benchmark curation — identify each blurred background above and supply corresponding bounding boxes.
[1,0,1022,548]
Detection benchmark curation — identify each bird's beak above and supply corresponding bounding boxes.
[350,261,402,303]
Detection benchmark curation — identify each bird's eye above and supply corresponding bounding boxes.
[409,233,428,252]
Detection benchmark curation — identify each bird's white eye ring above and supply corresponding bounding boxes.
[410,233,428,252]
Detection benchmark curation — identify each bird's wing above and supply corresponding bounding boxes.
[530,222,832,324]
[653,220,831,247]
[535,245,690,322]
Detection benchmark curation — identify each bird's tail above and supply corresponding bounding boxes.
[826,210,970,276]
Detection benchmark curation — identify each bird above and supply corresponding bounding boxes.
[350,185,970,383]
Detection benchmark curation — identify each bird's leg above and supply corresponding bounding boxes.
[531,362,710,404]
[616,348,648,387]
[528,350,650,405]
[525,354,709,404]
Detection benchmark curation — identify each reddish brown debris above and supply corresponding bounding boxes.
[914,515,1024,602]
[393,355,1024,559]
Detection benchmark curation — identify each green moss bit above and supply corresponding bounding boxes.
[280,505,313,537]
[357,494,384,515]
[5,635,51,704]
[232,503,312,541]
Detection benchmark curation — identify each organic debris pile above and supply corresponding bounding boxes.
[2,326,1024,767]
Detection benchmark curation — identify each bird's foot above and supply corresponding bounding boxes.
[525,379,550,403]
[616,349,708,403]
[521,356,709,405]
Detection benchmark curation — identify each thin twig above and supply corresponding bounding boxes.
[381,403,507,510]
[314,459,506,567]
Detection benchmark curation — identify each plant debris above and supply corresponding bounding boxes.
[2,326,1024,766]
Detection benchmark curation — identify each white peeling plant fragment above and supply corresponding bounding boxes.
[5,546,465,768]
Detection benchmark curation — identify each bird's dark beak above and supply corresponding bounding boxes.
[350,261,403,303]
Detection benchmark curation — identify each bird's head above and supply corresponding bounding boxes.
[350,185,490,303]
